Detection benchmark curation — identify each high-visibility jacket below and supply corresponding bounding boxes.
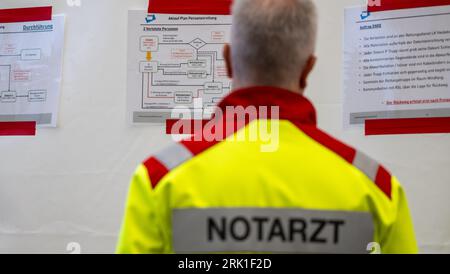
[116,86,418,254]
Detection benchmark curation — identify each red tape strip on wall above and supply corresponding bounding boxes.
[0,122,36,136]
[365,117,450,136]
[0,6,52,23]
[368,0,450,12]
[148,0,232,15]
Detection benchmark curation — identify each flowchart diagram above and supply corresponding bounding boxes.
[139,36,231,111]
[127,11,232,123]
[0,49,47,104]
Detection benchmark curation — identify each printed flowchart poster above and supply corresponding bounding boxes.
[0,15,65,127]
[344,5,450,128]
[127,11,232,124]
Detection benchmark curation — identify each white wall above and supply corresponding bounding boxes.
[0,0,448,254]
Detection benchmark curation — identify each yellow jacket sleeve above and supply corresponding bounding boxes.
[116,165,165,254]
[380,177,418,254]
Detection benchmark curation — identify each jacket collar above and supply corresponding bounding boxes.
[217,86,317,126]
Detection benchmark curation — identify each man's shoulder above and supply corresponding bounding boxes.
[140,123,394,200]
[142,137,220,190]
[293,123,393,200]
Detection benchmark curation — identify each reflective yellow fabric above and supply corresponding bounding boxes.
[116,120,417,254]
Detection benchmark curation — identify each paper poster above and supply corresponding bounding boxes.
[0,15,65,127]
[343,5,450,128]
[127,11,232,124]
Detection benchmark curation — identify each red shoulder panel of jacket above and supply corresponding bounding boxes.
[374,165,392,200]
[142,137,222,189]
[143,157,170,189]
[181,138,219,156]
[143,118,240,189]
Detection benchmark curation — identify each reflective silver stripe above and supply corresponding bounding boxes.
[154,142,193,171]
[352,151,379,182]
[172,208,374,254]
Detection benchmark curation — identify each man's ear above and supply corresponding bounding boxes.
[299,55,317,90]
[223,44,233,79]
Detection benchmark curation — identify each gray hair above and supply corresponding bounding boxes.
[231,0,318,87]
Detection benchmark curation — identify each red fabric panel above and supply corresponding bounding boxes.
[375,166,392,199]
[143,157,170,189]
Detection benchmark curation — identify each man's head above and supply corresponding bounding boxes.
[224,0,318,93]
